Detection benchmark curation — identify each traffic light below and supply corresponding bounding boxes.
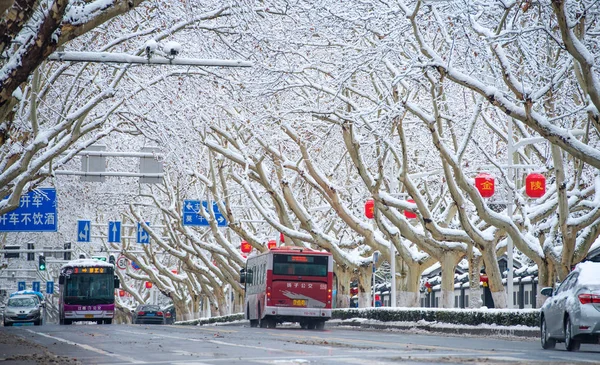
[38,255,46,271]
[64,242,71,260]
[109,255,115,265]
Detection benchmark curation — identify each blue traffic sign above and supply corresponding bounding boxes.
[77,220,91,242]
[32,281,40,292]
[0,188,57,232]
[183,200,227,227]
[18,281,26,291]
[46,281,54,294]
[131,261,140,270]
[137,222,150,244]
[108,221,121,243]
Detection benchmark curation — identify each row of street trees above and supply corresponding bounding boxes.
[2,1,600,317]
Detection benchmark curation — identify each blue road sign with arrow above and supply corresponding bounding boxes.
[108,221,121,243]
[32,281,40,292]
[77,220,91,242]
[0,188,57,232]
[46,281,54,294]
[182,200,227,227]
[18,282,26,291]
[137,222,150,244]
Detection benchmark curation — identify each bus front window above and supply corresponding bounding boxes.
[64,274,114,304]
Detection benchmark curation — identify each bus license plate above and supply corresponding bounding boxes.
[85,314,94,318]
[293,299,306,306]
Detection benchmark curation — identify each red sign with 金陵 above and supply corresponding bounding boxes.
[525,173,545,198]
[475,172,495,198]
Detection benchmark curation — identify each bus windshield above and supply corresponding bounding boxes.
[272,254,328,277]
[64,274,114,304]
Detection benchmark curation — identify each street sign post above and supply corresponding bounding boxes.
[46,281,54,294]
[77,220,91,242]
[182,200,227,227]
[32,281,40,292]
[18,281,26,291]
[0,188,57,232]
[108,221,121,243]
[137,222,150,244]
[116,255,127,270]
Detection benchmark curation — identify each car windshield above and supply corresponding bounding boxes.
[8,298,36,307]
[142,305,160,311]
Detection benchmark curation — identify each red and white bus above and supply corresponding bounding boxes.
[241,246,333,329]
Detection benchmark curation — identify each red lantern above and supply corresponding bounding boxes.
[268,239,277,249]
[145,281,153,289]
[475,172,495,198]
[171,269,178,275]
[365,199,374,219]
[119,290,125,297]
[241,240,252,253]
[279,232,285,243]
[525,173,546,198]
[404,199,417,219]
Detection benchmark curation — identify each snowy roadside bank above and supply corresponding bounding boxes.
[176,307,541,338]
[326,318,539,338]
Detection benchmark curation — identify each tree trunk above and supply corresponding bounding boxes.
[468,252,483,308]
[537,259,554,308]
[397,261,421,307]
[356,266,372,307]
[482,248,507,308]
[335,266,351,308]
[439,252,461,308]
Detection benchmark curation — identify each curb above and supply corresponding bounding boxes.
[327,320,539,338]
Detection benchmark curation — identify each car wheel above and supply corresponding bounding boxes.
[34,320,41,326]
[564,317,581,352]
[540,317,555,349]
[4,321,11,327]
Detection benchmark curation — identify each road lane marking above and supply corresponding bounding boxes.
[26,330,146,364]
[167,325,238,333]
[113,328,295,353]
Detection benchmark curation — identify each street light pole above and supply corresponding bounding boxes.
[507,119,514,309]
[390,242,396,307]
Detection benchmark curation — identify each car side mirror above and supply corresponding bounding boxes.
[540,287,553,297]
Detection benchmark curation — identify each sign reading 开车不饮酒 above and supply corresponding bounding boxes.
[0,188,57,232]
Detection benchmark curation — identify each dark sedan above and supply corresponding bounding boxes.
[132,305,164,325]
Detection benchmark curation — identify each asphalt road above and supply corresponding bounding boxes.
[1,322,599,365]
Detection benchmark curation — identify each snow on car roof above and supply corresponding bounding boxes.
[576,261,600,285]
[61,258,114,269]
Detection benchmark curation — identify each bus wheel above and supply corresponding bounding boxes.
[315,321,325,330]
[64,319,72,325]
[250,320,258,327]
[96,320,103,325]
[104,319,112,325]
[300,321,308,329]
[267,319,277,329]
[307,321,316,330]
[259,317,269,328]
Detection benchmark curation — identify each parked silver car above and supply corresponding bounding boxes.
[540,261,600,351]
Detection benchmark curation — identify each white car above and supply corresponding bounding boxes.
[540,261,600,351]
